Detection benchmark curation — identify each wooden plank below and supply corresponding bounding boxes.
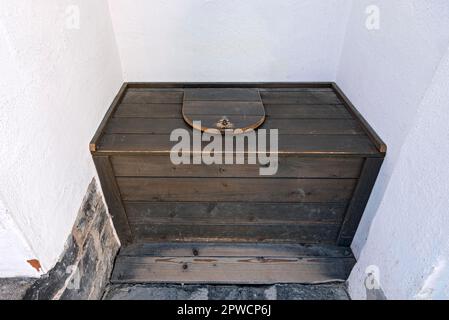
[119,243,353,258]
[117,178,356,202]
[111,255,355,284]
[338,158,384,246]
[105,118,364,135]
[111,155,364,178]
[114,103,352,119]
[183,101,265,116]
[90,83,128,152]
[106,118,189,134]
[114,103,182,118]
[259,88,334,92]
[93,156,133,244]
[332,83,387,154]
[122,90,184,104]
[124,202,347,225]
[127,82,334,89]
[261,91,342,104]
[261,119,364,135]
[184,89,261,101]
[265,104,352,119]
[130,223,340,244]
[97,134,380,156]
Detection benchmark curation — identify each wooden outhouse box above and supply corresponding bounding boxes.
[91,83,386,284]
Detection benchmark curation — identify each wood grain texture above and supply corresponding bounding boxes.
[261,91,342,105]
[111,155,364,178]
[265,104,352,119]
[91,83,386,252]
[124,202,347,225]
[117,177,356,202]
[93,156,132,244]
[97,133,380,156]
[122,91,184,104]
[90,83,128,152]
[130,223,340,244]
[332,83,387,154]
[119,243,353,258]
[184,88,262,101]
[111,243,355,284]
[105,118,363,135]
[183,89,266,132]
[113,103,182,118]
[338,158,384,246]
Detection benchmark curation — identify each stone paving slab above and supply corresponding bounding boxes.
[103,283,350,300]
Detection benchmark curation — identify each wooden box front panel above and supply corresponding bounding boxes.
[110,155,363,244]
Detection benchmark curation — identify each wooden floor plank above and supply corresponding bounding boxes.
[111,243,355,284]
[119,243,353,258]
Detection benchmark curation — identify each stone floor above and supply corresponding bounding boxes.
[1,278,350,300]
[103,283,350,300]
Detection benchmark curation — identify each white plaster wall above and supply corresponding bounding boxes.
[0,198,40,277]
[336,0,449,299]
[348,46,449,300]
[337,0,449,257]
[0,0,123,275]
[108,0,352,82]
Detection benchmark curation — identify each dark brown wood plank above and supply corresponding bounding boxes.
[117,178,356,203]
[261,91,342,104]
[106,118,189,134]
[122,90,184,104]
[97,134,380,156]
[111,255,355,284]
[261,119,364,135]
[93,156,133,244]
[127,82,334,89]
[124,202,347,225]
[90,83,128,152]
[111,155,364,178]
[105,118,363,135]
[183,101,265,116]
[119,243,353,258]
[184,88,261,101]
[265,104,352,119]
[131,223,340,244]
[332,83,387,154]
[338,158,384,246]
[114,103,182,118]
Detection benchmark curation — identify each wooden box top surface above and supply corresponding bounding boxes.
[91,83,386,157]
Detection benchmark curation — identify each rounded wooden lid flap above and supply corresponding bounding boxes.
[183,89,266,133]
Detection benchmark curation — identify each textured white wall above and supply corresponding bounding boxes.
[0,0,123,274]
[337,0,449,256]
[0,199,39,277]
[348,46,449,300]
[337,0,449,299]
[108,0,352,82]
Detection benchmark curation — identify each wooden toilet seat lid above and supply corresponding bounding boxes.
[182,89,266,133]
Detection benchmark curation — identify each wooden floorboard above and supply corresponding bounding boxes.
[111,243,355,284]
